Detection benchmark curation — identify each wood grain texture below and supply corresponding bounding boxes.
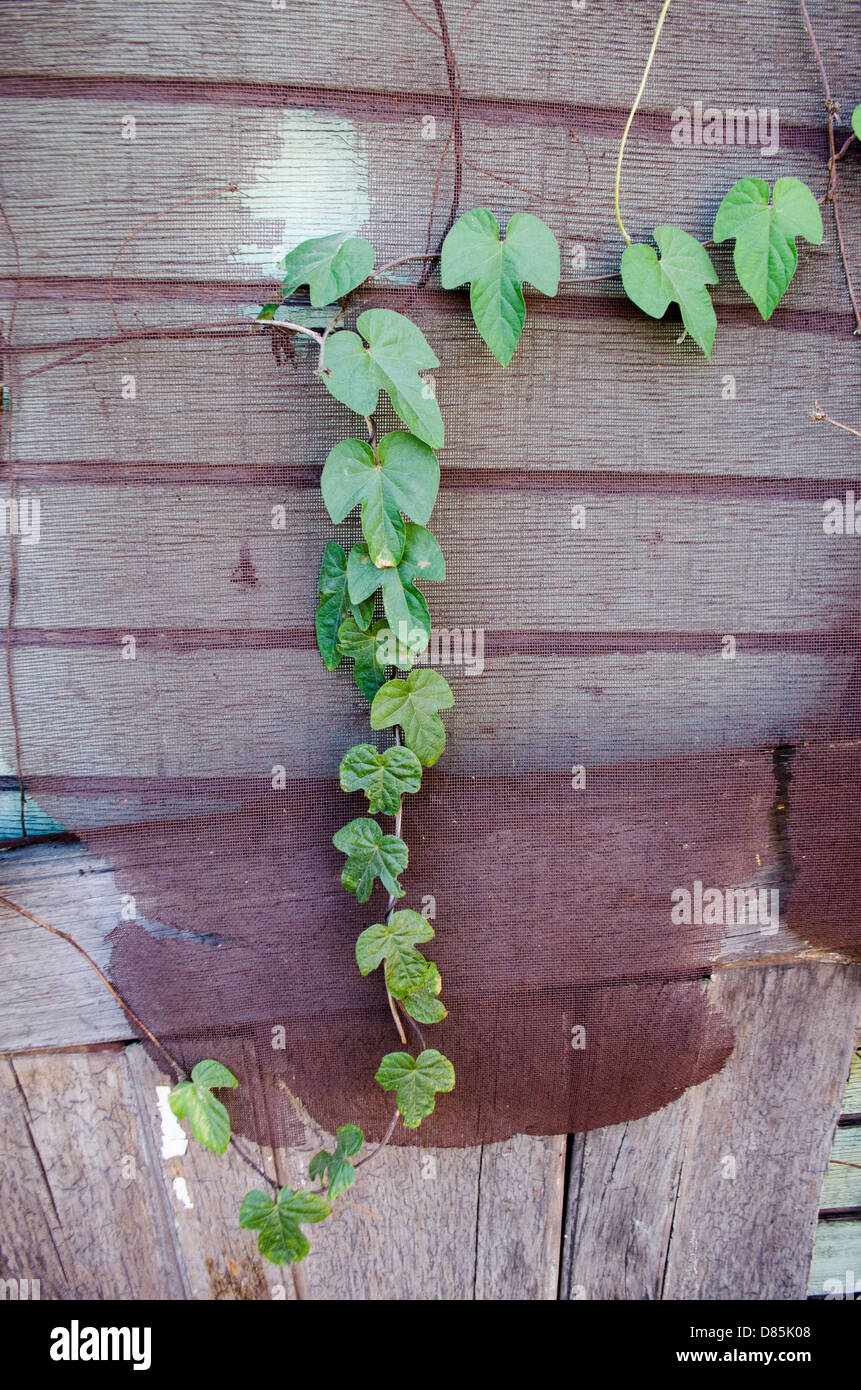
[0,1049,187,1299]
[0,838,840,1057]
[4,482,861,637]
[0,0,858,123]
[0,1040,565,1300]
[808,1222,861,1296]
[0,96,855,297]
[562,963,861,1300]
[5,300,860,478]
[661,963,861,1300]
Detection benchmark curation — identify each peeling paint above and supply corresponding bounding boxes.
[172,1175,195,1210]
[156,1085,188,1159]
[234,110,370,275]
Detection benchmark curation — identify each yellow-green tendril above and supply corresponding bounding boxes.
[614,0,674,244]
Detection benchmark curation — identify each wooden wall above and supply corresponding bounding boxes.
[0,0,860,1297]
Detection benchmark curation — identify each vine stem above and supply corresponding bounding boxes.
[384,723,408,1046]
[810,403,861,439]
[0,893,185,1077]
[799,0,861,334]
[614,0,674,245]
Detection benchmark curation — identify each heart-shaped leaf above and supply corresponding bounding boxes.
[356,908,435,997]
[308,1123,364,1200]
[713,176,823,320]
[339,743,423,815]
[280,232,375,307]
[239,1186,330,1264]
[621,225,719,358]
[332,816,408,902]
[315,542,374,670]
[370,669,454,766]
[375,1048,455,1128]
[321,431,440,568]
[441,208,560,365]
[168,1059,238,1155]
[322,309,444,449]
[401,961,447,1024]
[347,524,444,655]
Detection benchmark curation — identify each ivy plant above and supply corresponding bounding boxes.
[164,206,558,1268]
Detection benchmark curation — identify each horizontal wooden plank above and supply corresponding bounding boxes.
[819,1127,861,1211]
[1,0,858,124]
[808,1221,861,1295]
[5,301,860,478]
[4,483,860,637]
[0,647,853,793]
[843,1050,861,1116]
[0,95,855,299]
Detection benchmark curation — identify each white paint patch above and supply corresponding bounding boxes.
[172,1175,195,1210]
[235,110,370,276]
[156,1084,188,1159]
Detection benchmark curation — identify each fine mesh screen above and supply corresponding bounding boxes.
[1,0,859,1146]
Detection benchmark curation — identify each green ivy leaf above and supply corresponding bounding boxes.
[853,105,861,141]
[332,816,408,902]
[168,1059,238,1155]
[370,669,454,767]
[308,1123,364,1200]
[340,743,423,815]
[401,961,447,1024]
[321,431,440,568]
[356,908,435,998]
[375,1048,455,1128]
[322,309,444,449]
[315,543,375,671]
[347,524,444,655]
[280,232,375,307]
[620,225,719,358]
[440,208,560,365]
[712,176,823,320]
[239,1186,330,1264]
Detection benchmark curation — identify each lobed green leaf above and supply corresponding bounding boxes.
[356,908,435,998]
[323,309,444,448]
[339,743,423,815]
[168,1059,238,1155]
[441,208,560,365]
[332,816,408,902]
[280,232,375,306]
[712,176,823,320]
[239,1186,330,1264]
[370,669,454,766]
[375,1048,455,1128]
[620,225,719,358]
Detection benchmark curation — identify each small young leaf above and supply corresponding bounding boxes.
[239,1186,330,1264]
[712,176,823,320]
[316,543,375,670]
[375,1048,455,1128]
[853,105,861,141]
[322,309,444,449]
[340,743,423,815]
[440,208,560,365]
[308,1123,364,1200]
[168,1059,238,1155]
[401,961,447,1024]
[370,669,454,767]
[356,908,435,998]
[346,524,444,655]
[332,817,408,902]
[621,225,719,358]
[321,431,440,568]
[280,232,375,307]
